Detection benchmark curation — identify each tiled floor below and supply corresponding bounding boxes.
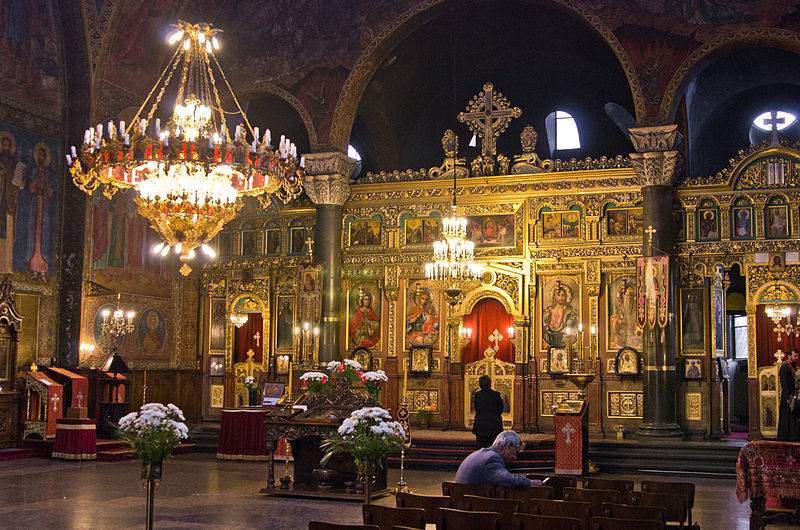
[0,453,778,529]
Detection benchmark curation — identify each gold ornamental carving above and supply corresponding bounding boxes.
[629,125,681,153]
[630,150,680,188]
[607,391,644,418]
[302,174,351,206]
[429,130,469,181]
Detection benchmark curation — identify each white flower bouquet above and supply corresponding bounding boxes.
[328,359,363,383]
[300,371,328,397]
[360,370,388,400]
[321,406,405,467]
[239,375,258,392]
[118,403,188,464]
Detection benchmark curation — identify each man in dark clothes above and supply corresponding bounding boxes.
[455,431,542,488]
[472,374,504,448]
[778,348,800,441]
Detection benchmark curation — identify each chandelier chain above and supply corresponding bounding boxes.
[134,46,183,136]
[209,51,254,137]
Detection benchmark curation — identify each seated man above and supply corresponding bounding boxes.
[454,431,542,488]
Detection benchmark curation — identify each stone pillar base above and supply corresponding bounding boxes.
[635,422,684,438]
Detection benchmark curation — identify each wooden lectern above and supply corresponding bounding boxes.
[554,399,589,475]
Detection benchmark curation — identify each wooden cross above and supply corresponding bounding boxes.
[561,422,575,445]
[51,394,60,412]
[488,328,504,351]
[458,82,521,157]
[775,349,786,363]
[253,331,261,348]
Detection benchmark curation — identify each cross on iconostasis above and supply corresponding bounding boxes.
[458,82,521,157]
[488,328,504,351]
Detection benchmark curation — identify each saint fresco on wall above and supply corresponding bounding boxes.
[138,307,167,356]
[0,126,60,279]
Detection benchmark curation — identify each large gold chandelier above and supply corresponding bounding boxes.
[67,21,304,275]
[424,169,484,299]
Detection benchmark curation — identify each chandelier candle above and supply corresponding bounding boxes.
[67,21,305,275]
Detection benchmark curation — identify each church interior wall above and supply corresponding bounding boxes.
[4,0,800,443]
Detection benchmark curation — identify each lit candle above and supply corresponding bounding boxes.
[403,361,408,397]
[288,360,293,395]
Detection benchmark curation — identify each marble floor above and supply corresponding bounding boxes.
[0,452,774,529]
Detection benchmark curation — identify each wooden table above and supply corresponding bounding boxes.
[736,440,800,528]
[51,418,96,460]
[261,416,388,501]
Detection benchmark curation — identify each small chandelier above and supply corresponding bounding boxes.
[765,279,792,325]
[765,301,791,325]
[67,21,304,275]
[102,294,135,338]
[424,149,484,299]
[229,312,248,328]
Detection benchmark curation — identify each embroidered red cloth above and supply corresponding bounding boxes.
[216,409,289,461]
[52,418,96,460]
[736,440,800,503]
[554,402,588,475]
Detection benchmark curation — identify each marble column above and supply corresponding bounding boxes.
[629,125,684,438]
[302,152,355,366]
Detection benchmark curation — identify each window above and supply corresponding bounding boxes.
[752,111,796,132]
[545,111,581,156]
[347,144,363,178]
[733,315,748,360]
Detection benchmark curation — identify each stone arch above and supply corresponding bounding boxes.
[330,0,644,151]
[662,29,800,123]
[237,83,318,149]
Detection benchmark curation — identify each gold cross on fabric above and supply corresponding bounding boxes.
[488,328,504,351]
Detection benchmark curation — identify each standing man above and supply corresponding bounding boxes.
[472,375,504,449]
[455,431,542,488]
[778,348,800,441]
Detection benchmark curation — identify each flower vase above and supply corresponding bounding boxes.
[419,414,431,430]
[368,388,379,402]
[141,460,162,481]
[359,461,376,504]
[248,389,259,406]
[141,460,162,530]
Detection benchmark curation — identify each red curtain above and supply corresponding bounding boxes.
[756,303,800,368]
[462,298,515,365]
[235,313,264,363]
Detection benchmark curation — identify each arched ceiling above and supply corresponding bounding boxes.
[685,47,800,178]
[349,0,635,176]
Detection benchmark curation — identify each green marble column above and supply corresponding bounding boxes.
[629,125,684,438]
[302,153,355,366]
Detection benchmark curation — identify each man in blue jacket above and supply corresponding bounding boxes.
[454,431,542,488]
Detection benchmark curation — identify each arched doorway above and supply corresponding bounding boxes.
[462,297,515,430]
